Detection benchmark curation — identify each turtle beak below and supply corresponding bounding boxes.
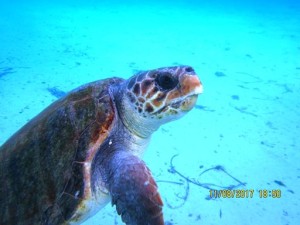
[177,73,203,111]
[180,73,203,96]
[165,73,203,112]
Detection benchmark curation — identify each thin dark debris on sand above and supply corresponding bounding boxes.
[157,154,246,209]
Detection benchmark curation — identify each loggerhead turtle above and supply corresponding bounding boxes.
[0,65,202,225]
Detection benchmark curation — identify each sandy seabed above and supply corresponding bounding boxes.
[0,1,299,224]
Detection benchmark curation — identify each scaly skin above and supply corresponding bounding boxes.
[0,66,202,225]
[99,65,202,224]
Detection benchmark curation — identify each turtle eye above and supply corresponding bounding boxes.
[155,72,178,90]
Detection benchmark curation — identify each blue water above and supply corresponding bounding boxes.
[0,0,299,224]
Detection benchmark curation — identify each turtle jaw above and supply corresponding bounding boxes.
[169,82,203,112]
[176,94,199,111]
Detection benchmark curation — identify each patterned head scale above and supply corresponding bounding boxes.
[125,65,203,121]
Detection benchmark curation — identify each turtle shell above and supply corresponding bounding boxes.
[0,77,123,225]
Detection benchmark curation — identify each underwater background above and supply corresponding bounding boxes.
[0,0,299,224]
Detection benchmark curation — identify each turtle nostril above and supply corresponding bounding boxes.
[185,66,194,73]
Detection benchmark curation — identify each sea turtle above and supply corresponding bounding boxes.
[0,65,202,225]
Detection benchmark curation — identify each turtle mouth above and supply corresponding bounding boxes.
[178,94,199,111]
[170,94,199,111]
[153,93,199,115]
[170,84,203,111]
[151,84,203,115]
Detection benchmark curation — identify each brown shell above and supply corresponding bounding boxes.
[0,77,123,225]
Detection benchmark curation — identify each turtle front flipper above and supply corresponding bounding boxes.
[92,150,164,225]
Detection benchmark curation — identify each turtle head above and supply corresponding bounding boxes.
[115,65,203,138]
